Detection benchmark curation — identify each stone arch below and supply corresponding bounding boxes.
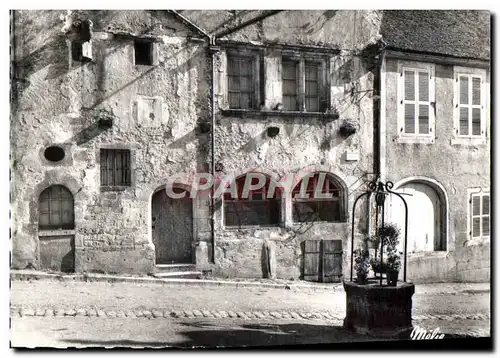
[391,176,449,252]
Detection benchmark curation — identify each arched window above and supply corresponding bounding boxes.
[292,173,345,223]
[223,174,281,227]
[39,185,75,230]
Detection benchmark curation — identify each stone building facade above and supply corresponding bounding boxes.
[10,10,490,283]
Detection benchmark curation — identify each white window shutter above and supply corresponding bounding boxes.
[82,41,92,60]
[404,70,415,101]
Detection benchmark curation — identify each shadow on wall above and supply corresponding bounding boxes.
[59,321,490,348]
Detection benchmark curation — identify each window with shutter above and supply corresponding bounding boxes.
[453,67,487,144]
[458,74,483,137]
[100,149,132,187]
[228,55,255,109]
[402,68,431,135]
[282,60,298,111]
[470,191,490,239]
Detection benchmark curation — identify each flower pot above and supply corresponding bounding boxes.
[356,273,368,285]
[386,270,399,286]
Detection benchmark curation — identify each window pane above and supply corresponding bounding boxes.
[39,213,50,227]
[228,76,240,91]
[472,77,481,105]
[293,202,318,222]
[472,195,481,215]
[404,71,415,101]
[240,93,251,109]
[307,81,318,96]
[305,97,319,112]
[418,105,429,134]
[472,108,481,135]
[472,217,481,237]
[459,76,469,105]
[240,76,251,92]
[404,104,415,133]
[51,199,61,212]
[240,59,252,76]
[482,195,489,214]
[227,59,238,75]
[39,199,49,212]
[418,72,429,102]
[229,93,240,108]
[305,64,318,80]
[282,61,297,80]
[318,201,340,222]
[482,217,490,236]
[459,107,469,135]
[51,212,61,225]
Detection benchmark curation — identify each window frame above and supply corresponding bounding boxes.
[100,148,132,188]
[452,66,488,145]
[222,174,281,228]
[396,60,436,144]
[38,185,75,231]
[133,39,157,66]
[291,173,346,224]
[467,188,490,241]
[225,50,261,110]
[281,53,327,113]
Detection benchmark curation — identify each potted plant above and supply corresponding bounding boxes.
[386,249,402,286]
[365,235,380,250]
[370,257,387,277]
[377,223,400,248]
[353,248,370,285]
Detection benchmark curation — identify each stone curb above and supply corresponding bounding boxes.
[10,306,490,322]
[10,271,342,291]
[10,271,490,295]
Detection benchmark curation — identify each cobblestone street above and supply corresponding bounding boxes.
[10,279,490,347]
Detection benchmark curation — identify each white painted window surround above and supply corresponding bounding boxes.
[467,188,490,243]
[396,60,436,144]
[452,67,488,145]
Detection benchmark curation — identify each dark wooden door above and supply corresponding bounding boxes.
[152,189,193,264]
[302,239,343,283]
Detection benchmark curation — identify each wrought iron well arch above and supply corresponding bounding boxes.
[349,180,410,285]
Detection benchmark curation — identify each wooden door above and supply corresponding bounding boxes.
[152,188,193,264]
[302,239,343,283]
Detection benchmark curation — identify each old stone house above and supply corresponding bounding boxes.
[10,10,490,283]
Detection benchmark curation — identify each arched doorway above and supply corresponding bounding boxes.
[389,180,447,253]
[152,187,193,264]
[38,185,75,272]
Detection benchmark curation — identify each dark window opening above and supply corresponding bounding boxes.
[134,40,154,66]
[44,146,65,162]
[223,174,280,227]
[100,149,132,187]
[71,41,92,62]
[292,173,344,223]
[39,185,75,230]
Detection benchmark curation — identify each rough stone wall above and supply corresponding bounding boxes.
[384,58,490,282]
[11,10,211,273]
[11,10,381,279]
[202,10,381,279]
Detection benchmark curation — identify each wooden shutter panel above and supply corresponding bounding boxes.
[302,240,321,282]
[418,105,429,134]
[404,104,415,134]
[418,72,429,101]
[482,195,489,215]
[404,70,415,100]
[472,108,481,135]
[472,77,481,105]
[459,76,469,105]
[459,107,469,135]
[322,240,343,283]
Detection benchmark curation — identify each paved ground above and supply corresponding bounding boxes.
[10,280,491,348]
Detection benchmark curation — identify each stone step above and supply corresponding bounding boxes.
[155,264,197,273]
[153,271,202,279]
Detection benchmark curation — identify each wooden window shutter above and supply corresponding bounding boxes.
[471,195,481,238]
[403,70,415,134]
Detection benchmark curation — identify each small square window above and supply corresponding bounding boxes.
[134,40,154,66]
[72,41,92,62]
[100,149,132,187]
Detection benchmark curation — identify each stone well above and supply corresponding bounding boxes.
[343,280,415,339]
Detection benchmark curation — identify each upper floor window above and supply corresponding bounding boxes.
[228,55,255,109]
[39,185,75,230]
[223,174,280,227]
[397,61,435,144]
[282,56,325,112]
[470,190,490,239]
[100,149,132,187]
[292,173,346,223]
[453,67,487,145]
[134,39,156,66]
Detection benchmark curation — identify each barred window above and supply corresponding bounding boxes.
[282,60,298,111]
[228,56,254,109]
[292,173,344,223]
[100,149,131,187]
[223,175,281,227]
[39,185,74,230]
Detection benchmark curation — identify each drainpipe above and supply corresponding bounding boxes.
[209,36,218,264]
[378,51,387,183]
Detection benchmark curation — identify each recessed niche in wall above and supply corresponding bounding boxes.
[137,96,165,127]
[134,40,154,66]
[44,146,66,162]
